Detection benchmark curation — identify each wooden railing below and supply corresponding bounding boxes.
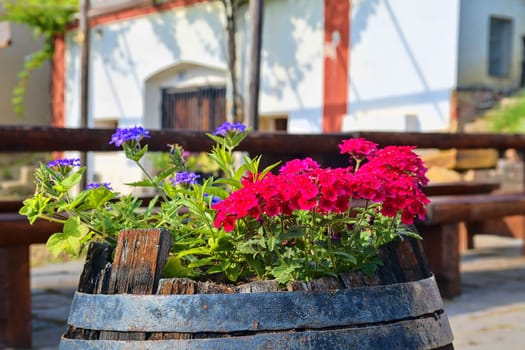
[5,124,525,152]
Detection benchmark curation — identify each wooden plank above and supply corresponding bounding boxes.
[3,126,525,153]
[420,224,461,298]
[65,242,112,340]
[424,193,525,224]
[0,200,24,213]
[423,182,500,196]
[99,228,172,341]
[0,246,31,348]
[0,215,61,246]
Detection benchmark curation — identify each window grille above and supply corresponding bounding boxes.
[161,86,226,131]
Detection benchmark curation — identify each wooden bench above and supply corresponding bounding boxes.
[415,193,525,298]
[422,181,501,197]
[0,212,61,348]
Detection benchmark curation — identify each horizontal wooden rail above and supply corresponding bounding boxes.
[424,194,525,224]
[4,125,525,154]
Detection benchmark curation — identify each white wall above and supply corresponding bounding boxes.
[65,1,227,129]
[65,2,230,191]
[458,0,525,90]
[241,0,325,133]
[0,23,51,125]
[346,0,460,132]
[65,0,325,135]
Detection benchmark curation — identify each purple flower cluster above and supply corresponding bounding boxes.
[87,182,113,190]
[110,126,150,147]
[47,158,81,168]
[170,171,200,185]
[213,122,247,136]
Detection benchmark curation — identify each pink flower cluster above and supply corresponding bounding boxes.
[213,138,429,232]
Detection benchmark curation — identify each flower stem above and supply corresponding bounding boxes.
[135,160,169,202]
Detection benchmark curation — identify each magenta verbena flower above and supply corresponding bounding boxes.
[170,172,200,185]
[338,138,378,160]
[213,122,247,136]
[87,182,113,190]
[47,158,81,167]
[110,126,150,147]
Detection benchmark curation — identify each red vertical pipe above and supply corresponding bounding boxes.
[323,0,350,133]
[51,35,66,127]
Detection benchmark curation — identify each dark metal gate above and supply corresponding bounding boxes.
[161,86,226,131]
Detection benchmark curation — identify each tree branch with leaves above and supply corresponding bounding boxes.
[0,0,78,116]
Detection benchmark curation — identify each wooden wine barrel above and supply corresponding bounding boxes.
[59,228,454,350]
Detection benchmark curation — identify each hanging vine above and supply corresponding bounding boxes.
[0,0,78,116]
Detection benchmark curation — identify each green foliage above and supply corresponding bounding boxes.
[486,90,525,133]
[20,125,425,285]
[0,0,78,115]
[150,151,220,178]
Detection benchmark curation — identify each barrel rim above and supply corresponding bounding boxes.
[66,275,444,333]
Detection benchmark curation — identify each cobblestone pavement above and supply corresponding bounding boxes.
[26,235,525,349]
[443,235,525,350]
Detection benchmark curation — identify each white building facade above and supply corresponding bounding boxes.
[62,0,525,134]
[57,0,525,190]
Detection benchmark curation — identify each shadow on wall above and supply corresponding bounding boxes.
[257,1,321,107]
[350,0,447,125]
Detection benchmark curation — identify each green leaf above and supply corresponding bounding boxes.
[206,265,223,274]
[204,186,231,199]
[53,169,85,192]
[278,230,305,241]
[245,255,265,277]
[77,187,115,210]
[175,247,211,258]
[223,263,240,282]
[57,190,90,212]
[125,179,155,187]
[270,264,298,284]
[155,166,177,181]
[46,217,90,257]
[187,257,215,268]
[232,163,248,181]
[260,161,281,178]
[214,178,241,189]
[205,133,225,145]
[163,256,195,278]
[19,195,51,224]
[333,251,357,264]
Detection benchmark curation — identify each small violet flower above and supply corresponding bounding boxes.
[47,158,81,168]
[213,122,247,136]
[110,126,150,147]
[204,193,221,206]
[170,171,200,185]
[87,182,113,191]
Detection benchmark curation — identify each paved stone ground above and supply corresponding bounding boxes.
[29,260,83,350]
[24,235,525,349]
[443,235,525,350]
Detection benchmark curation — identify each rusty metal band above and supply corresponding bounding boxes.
[65,275,442,333]
[59,313,453,350]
